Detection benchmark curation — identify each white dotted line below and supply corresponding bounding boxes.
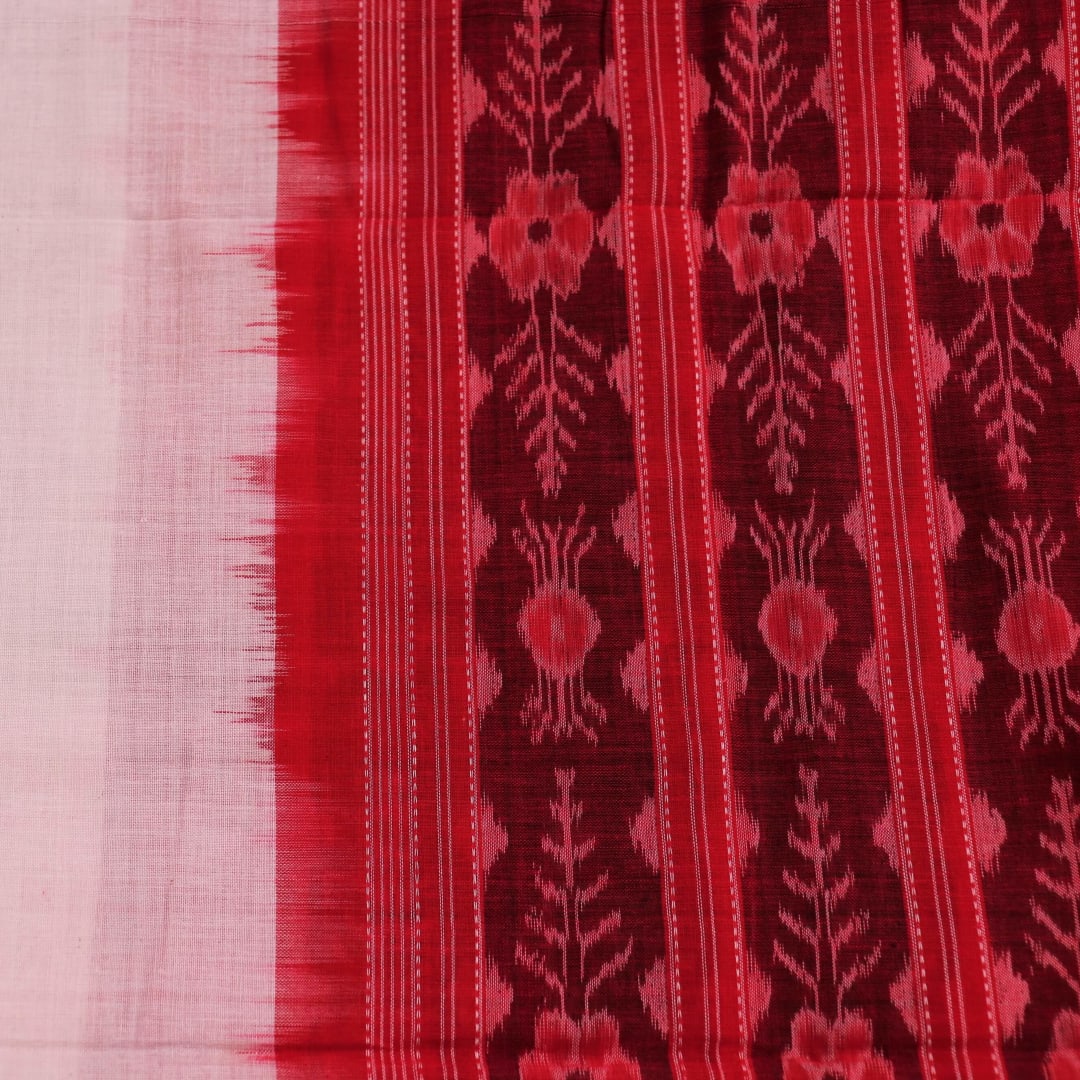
[358,0,377,1066]
[830,1,936,1073]
[672,1,750,1072]
[614,0,685,1065]
[397,0,425,1062]
[891,0,1004,1072]
[451,0,487,1058]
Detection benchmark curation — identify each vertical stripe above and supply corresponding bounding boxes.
[613,0,750,1074]
[276,1,483,1074]
[405,0,486,1071]
[830,0,1004,1076]
[361,0,416,1071]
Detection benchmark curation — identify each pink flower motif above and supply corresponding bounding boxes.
[489,171,594,301]
[519,584,600,680]
[939,150,1044,282]
[1047,1011,1080,1080]
[781,1010,895,1080]
[716,163,817,295]
[759,579,838,679]
[518,1011,642,1080]
[996,581,1080,677]
[519,1011,576,1080]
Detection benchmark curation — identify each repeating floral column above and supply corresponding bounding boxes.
[903,0,1080,1074]
[461,2,669,1076]
[689,1,920,1076]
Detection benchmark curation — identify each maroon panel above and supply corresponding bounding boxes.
[461,1,669,1077]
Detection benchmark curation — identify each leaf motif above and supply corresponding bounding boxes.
[518,769,634,1012]
[1027,778,1080,1003]
[775,767,882,1015]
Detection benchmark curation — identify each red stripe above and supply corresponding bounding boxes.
[275,1,482,1074]
[274,2,367,1074]
[830,1,1003,1076]
[614,1,749,1075]
[403,0,486,1071]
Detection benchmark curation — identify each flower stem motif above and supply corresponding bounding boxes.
[496,290,601,498]
[949,268,1053,490]
[939,150,1043,282]
[515,771,639,1080]
[489,172,594,302]
[716,163,817,295]
[937,0,1041,162]
[514,505,605,743]
[709,1,836,495]
[930,0,1055,490]
[480,0,608,497]
[775,768,893,1080]
[728,285,829,495]
[751,502,843,741]
[488,0,594,176]
[1028,779,1080,1077]
[713,0,814,169]
[984,516,1080,745]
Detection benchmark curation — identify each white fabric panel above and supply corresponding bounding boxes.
[0,3,278,1076]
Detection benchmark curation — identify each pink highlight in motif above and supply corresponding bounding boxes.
[752,502,842,740]
[515,505,604,743]
[489,172,594,302]
[716,163,817,296]
[985,516,1080,744]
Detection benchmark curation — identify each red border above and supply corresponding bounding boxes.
[273,2,483,1074]
[274,3,367,1075]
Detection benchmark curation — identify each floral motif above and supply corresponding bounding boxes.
[465,0,662,1056]
[716,163,817,295]
[707,0,838,494]
[904,6,1080,1073]
[774,769,892,1077]
[516,771,640,1078]
[489,172,594,302]
[752,502,843,740]
[919,0,1058,489]
[759,579,837,680]
[518,1010,641,1080]
[985,516,1080,744]
[781,1009,894,1080]
[476,0,613,496]
[939,150,1044,282]
[514,504,605,743]
[997,583,1078,676]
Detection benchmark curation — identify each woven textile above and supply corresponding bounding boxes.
[3,1,1080,1077]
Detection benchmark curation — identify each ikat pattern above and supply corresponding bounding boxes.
[462,1,666,1075]
[58,0,1080,1073]
[904,0,1080,1071]
[691,1,917,1075]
